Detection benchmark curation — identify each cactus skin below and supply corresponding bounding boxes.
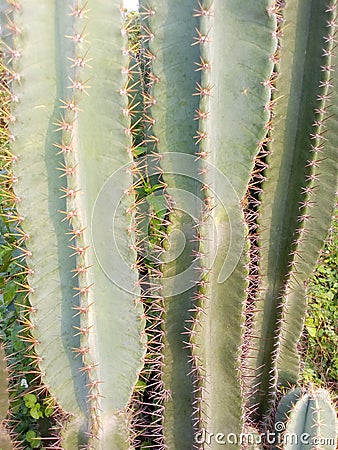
[273,388,337,450]
[3,1,146,447]
[246,0,338,423]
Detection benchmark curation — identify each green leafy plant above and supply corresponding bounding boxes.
[25,430,41,449]
[0,1,337,449]
[301,217,338,387]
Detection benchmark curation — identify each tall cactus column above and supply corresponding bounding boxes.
[246,0,338,424]
[140,1,276,448]
[3,1,146,448]
[193,1,276,446]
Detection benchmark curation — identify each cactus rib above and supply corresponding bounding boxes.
[6,1,146,447]
[194,0,276,445]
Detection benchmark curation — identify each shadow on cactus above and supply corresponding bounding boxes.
[0,0,337,449]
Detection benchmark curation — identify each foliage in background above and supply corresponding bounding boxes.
[301,216,338,391]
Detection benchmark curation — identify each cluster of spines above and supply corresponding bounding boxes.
[240,0,284,428]
[122,5,169,449]
[185,1,215,447]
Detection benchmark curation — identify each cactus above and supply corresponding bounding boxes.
[273,387,337,450]
[245,0,338,424]
[0,0,337,449]
[1,1,146,447]
[142,0,276,446]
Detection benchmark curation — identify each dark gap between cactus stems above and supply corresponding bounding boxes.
[124,18,170,447]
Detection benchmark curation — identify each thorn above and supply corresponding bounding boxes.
[60,98,81,112]
[53,141,73,154]
[79,363,98,374]
[60,187,80,198]
[73,325,93,336]
[59,208,79,222]
[195,56,211,72]
[193,1,213,17]
[73,284,94,297]
[192,28,210,46]
[68,51,93,68]
[68,77,91,94]
[54,116,73,132]
[69,245,90,256]
[72,346,90,357]
[66,227,87,240]
[193,82,214,97]
[65,29,88,44]
[194,130,208,144]
[69,1,89,19]
[71,264,93,277]
[57,163,78,177]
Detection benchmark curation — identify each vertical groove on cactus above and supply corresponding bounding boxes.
[126,8,167,448]
[246,0,338,424]
[241,2,283,420]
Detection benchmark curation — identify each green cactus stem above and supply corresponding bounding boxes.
[246,0,338,423]
[139,1,277,448]
[273,387,337,450]
[3,1,146,447]
[139,2,202,448]
[192,0,276,446]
